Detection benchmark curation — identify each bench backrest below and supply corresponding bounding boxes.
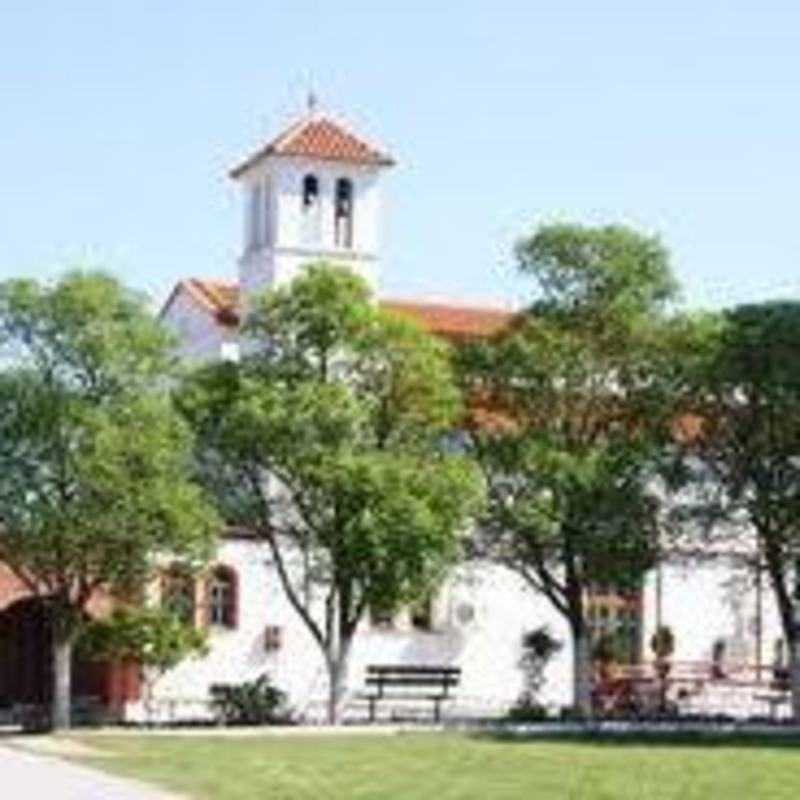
[366,664,461,691]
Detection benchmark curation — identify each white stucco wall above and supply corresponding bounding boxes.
[642,553,783,671]
[160,291,236,365]
[127,535,788,723]
[237,154,384,315]
[130,539,573,722]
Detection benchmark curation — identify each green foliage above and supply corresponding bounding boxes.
[209,674,290,725]
[179,263,485,722]
[0,271,219,726]
[515,223,678,322]
[461,224,677,605]
[240,263,463,445]
[505,702,549,722]
[0,272,218,610]
[650,626,676,661]
[460,224,681,711]
[79,607,208,673]
[673,300,800,713]
[245,264,374,377]
[675,301,800,571]
[0,270,175,395]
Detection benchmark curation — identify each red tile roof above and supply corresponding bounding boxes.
[163,280,515,341]
[187,279,238,318]
[381,300,514,340]
[161,279,240,327]
[230,114,394,178]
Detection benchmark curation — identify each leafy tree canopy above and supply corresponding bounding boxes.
[672,300,800,716]
[79,607,208,672]
[516,223,678,324]
[0,271,218,728]
[460,224,681,712]
[179,263,485,723]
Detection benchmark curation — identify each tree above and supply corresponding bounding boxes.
[79,607,208,721]
[179,264,485,724]
[673,301,800,718]
[458,224,679,714]
[0,272,218,729]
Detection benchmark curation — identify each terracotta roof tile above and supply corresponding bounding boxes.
[165,281,515,341]
[380,300,514,340]
[230,114,394,178]
[166,279,240,327]
[187,279,239,322]
[162,280,697,445]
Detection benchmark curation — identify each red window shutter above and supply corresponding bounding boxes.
[122,660,142,702]
[228,568,239,629]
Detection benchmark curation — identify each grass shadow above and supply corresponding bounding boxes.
[470,728,800,749]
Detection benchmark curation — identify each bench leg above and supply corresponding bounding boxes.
[433,698,441,724]
[369,697,376,723]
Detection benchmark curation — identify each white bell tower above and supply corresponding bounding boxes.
[229,107,394,314]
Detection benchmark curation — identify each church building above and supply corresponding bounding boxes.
[0,108,788,723]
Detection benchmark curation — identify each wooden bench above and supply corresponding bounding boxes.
[362,664,461,723]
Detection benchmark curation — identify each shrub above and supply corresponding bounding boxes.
[209,674,290,725]
[559,705,589,722]
[507,702,549,722]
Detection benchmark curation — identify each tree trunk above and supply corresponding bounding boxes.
[763,552,800,720]
[325,653,350,725]
[51,629,73,731]
[572,627,593,716]
[791,637,800,722]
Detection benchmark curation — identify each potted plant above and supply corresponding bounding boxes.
[650,625,675,714]
[650,625,675,678]
[507,626,562,721]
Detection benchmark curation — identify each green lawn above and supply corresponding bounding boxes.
[69,732,800,800]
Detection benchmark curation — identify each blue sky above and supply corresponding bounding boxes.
[2,1,798,311]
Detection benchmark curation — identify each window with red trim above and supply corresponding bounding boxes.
[586,584,643,665]
[207,566,238,629]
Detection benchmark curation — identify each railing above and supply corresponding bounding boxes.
[593,661,792,719]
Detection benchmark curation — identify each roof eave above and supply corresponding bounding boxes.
[229,150,394,180]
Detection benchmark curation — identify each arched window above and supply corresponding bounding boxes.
[162,565,196,626]
[334,178,353,248]
[300,174,321,245]
[302,174,319,209]
[207,566,238,629]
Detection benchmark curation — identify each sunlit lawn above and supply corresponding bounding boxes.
[69,731,800,800]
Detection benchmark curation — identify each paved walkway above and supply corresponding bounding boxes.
[0,742,180,800]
